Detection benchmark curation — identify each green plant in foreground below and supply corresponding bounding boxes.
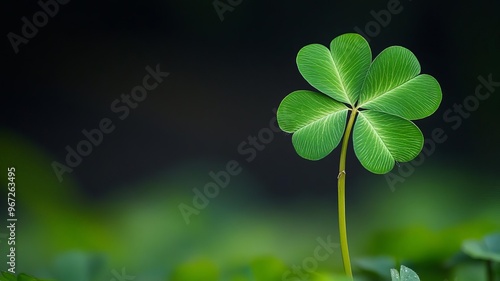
[390,265,420,281]
[462,233,500,281]
[277,33,442,279]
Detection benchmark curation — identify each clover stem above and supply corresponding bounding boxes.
[486,260,494,281]
[338,107,358,280]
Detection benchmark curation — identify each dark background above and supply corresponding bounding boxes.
[1,0,500,279]
[3,0,500,198]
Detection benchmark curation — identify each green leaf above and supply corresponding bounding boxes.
[277,90,348,160]
[0,272,17,281]
[297,33,371,105]
[353,111,423,174]
[462,233,500,262]
[390,265,420,281]
[278,33,442,174]
[358,46,442,120]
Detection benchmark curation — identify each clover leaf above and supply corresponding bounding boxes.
[277,33,442,174]
[276,33,442,279]
[462,233,500,262]
[390,265,420,281]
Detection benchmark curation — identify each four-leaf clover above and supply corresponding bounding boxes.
[277,33,442,174]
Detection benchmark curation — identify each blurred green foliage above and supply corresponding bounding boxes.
[0,130,499,280]
[462,233,500,262]
[0,272,49,281]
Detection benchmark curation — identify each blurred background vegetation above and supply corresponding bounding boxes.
[2,0,500,280]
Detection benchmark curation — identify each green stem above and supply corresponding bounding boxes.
[338,108,358,280]
[486,260,494,281]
